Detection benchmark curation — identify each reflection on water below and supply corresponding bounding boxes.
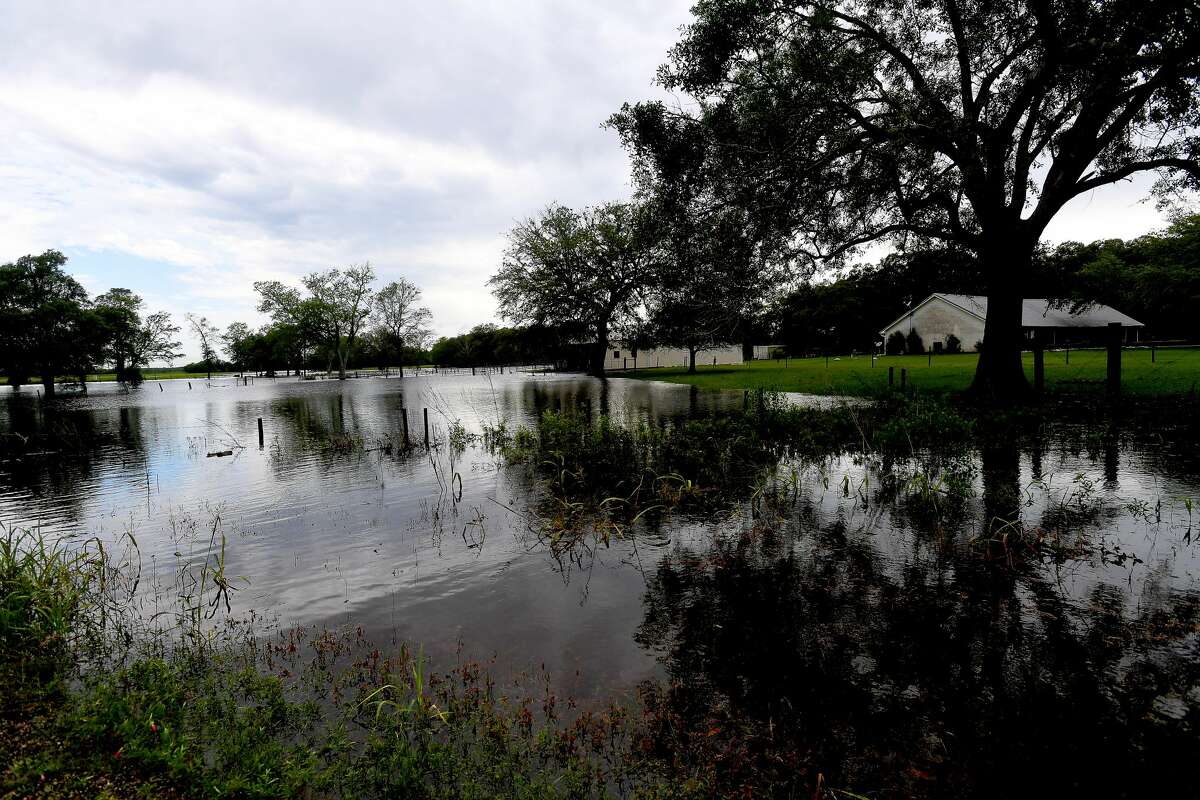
[0,375,743,699]
[2,375,1199,794]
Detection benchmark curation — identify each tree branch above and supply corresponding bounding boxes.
[1073,157,1200,195]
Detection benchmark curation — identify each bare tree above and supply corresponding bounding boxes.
[185,313,220,379]
[373,278,433,376]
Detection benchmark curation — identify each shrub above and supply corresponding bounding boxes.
[945,334,962,354]
[886,331,907,355]
[905,329,925,354]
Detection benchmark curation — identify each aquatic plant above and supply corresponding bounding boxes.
[0,524,107,683]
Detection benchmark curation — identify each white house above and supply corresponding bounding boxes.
[605,344,743,371]
[879,293,1144,352]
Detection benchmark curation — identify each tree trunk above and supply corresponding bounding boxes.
[687,346,697,373]
[115,356,127,383]
[589,342,608,377]
[336,342,348,380]
[970,238,1033,403]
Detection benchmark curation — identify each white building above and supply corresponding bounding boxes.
[605,344,743,371]
[751,344,785,360]
[879,293,1144,352]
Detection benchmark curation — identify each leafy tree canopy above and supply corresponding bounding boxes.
[490,202,660,375]
[611,0,1200,400]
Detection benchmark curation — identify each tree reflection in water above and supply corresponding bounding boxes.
[635,474,1200,797]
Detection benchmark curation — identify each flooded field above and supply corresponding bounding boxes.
[3,373,1200,795]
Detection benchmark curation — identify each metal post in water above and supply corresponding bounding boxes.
[423,408,430,447]
[258,417,264,448]
[401,409,410,446]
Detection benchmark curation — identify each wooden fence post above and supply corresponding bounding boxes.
[900,368,907,390]
[423,408,430,447]
[258,417,264,448]
[888,366,894,387]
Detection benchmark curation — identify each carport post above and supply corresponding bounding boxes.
[1033,334,1045,394]
[1106,322,1122,397]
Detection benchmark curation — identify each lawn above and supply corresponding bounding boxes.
[621,347,1200,397]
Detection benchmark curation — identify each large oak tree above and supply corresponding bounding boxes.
[648,205,763,372]
[612,0,1200,400]
[0,251,97,396]
[490,203,659,376]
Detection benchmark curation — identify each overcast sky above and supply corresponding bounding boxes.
[0,1,1174,362]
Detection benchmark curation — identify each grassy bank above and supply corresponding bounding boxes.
[620,346,1200,397]
[0,521,790,799]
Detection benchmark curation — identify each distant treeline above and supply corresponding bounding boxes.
[0,257,440,393]
[771,215,1200,356]
[428,324,583,368]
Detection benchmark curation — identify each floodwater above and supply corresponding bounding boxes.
[3,373,1200,795]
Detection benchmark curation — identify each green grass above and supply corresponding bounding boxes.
[85,368,236,383]
[2,367,235,386]
[621,347,1200,397]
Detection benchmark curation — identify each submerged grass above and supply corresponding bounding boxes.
[488,392,979,529]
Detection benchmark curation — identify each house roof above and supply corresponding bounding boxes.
[880,293,1144,336]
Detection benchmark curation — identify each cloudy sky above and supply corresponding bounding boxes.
[0,1,1173,361]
